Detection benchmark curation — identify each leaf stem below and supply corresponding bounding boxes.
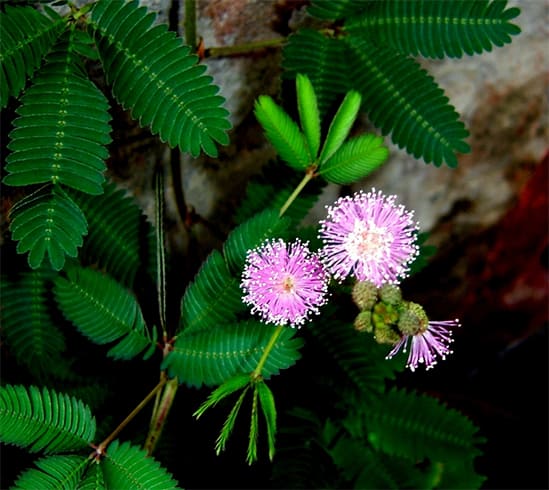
[205,37,286,58]
[184,0,197,51]
[94,377,167,456]
[251,326,284,381]
[144,377,179,455]
[278,168,315,218]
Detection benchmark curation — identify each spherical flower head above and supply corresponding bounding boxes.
[240,238,328,327]
[386,313,460,372]
[318,188,419,287]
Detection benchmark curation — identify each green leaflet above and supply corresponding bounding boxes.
[254,95,311,171]
[0,5,64,108]
[68,181,156,288]
[0,268,66,377]
[54,265,156,360]
[101,440,180,489]
[9,185,88,271]
[0,385,96,454]
[318,90,362,165]
[89,0,230,158]
[347,387,485,462]
[4,29,111,195]
[296,73,321,160]
[307,0,368,21]
[345,0,521,59]
[13,455,89,490]
[282,29,351,119]
[346,37,470,167]
[162,321,303,388]
[257,381,277,461]
[318,134,389,184]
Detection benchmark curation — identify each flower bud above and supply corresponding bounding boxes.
[354,311,373,333]
[373,323,401,345]
[372,302,399,330]
[352,280,378,311]
[378,284,402,305]
[397,301,429,336]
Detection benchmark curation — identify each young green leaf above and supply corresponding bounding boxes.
[193,373,251,419]
[318,134,388,184]
[215,386,251,455]
[318,90,362,165]
[257,381,277,461]
[254,95,311,171]
[246,385,260,465]
[296,73,321,160]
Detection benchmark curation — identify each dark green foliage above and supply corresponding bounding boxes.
[307,0,368,20]
[0,268,65,377]
[0,384,96,454]
[8,185,88,270]
[345,0,521,59]
[282,29,350,118]
[68,181,156,288]
[54,265,156,360]
[162,321,303,388]
[346,387,485,463]
[0,5,64,108]
[13,454,90,490]
[89,0,231,158]
[4,28,111,194]
[101,440,179,489]
[309,312,403,402]
[346,37,470,167]
[179,249,245,334]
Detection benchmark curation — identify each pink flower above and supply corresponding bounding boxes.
[386,319,460,372]
[318,189,419,287]
[241,239,328,327]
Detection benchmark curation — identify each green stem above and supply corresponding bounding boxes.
[184,0,197,51]
[144,377,179,455]
[96,378,167,454]
[206,37,286,58]
[251,325,284,381]
[278,169,315,217]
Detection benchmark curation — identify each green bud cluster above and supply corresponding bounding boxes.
[351,281,431,346]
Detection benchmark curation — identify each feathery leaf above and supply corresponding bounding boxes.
[4,29,111,194]
[54,265,155,360]
[0,5,64,108]
[0,384,96,454]
[89,0,230,157]
[254,95,311,171]
[345,0,521,59]
[296,73,321,160]
[13,455,89,490]
[9,185,88,271]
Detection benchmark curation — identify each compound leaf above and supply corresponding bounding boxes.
[13,455,89,490]
[54,265,155,360]
[0,384,96,454]
[89,0,230,157]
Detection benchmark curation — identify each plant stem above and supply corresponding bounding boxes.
[278,168,315,218]
[144,377,179,455]
[96,377,167,454]
[206,37,286,58]
[184,0,197,51]
[251,325,284,381]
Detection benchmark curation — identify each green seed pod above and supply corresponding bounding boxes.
[354,310,373,333]
[397,301,429,336]
[378,284,402,305]
[373,322,401,345]
[352,280,378,310]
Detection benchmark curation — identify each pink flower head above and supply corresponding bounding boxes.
[319,188,419,287]
[241,238,328,327]
[386,319,460,372]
